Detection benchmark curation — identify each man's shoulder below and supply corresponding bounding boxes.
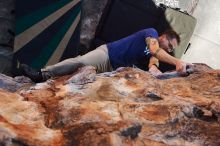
[142,28,158,38]
[135,28,158,39]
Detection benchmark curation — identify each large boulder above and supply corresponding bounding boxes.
[0,64,220,146]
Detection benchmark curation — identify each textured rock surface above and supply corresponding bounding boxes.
[0,64,220,146]
[80,0,108,50]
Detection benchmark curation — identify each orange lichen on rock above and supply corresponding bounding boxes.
[0,64,220,146]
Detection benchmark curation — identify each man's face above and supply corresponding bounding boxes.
[158,35,178,53]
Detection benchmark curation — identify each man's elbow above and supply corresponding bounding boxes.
[149,48,155,54]
[150,47,163,58]
[149,46,158,55]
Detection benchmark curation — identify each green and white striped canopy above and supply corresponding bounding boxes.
[14,0,81,69]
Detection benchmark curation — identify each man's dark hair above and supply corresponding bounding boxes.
[164,29,181,45]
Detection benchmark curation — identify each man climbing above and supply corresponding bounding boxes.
[19,28,191,82]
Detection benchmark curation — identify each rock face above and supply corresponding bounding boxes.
[0,64,220,146]
[80,0,108,50]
